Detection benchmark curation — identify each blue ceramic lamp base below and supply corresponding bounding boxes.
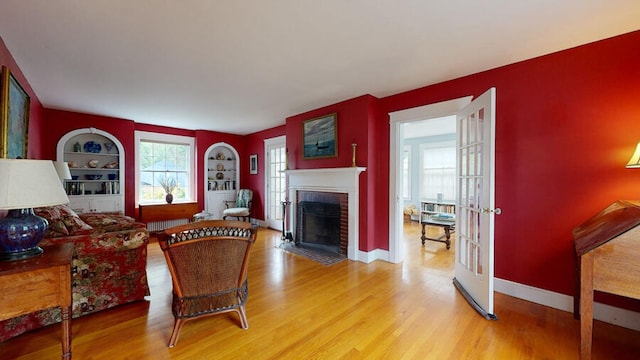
[0,208,48,261]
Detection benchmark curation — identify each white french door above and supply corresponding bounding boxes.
[453,87,499,320]
[264,136,286,230]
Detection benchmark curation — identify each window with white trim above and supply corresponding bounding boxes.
[420,141,456,202]
[135,131,195,204]
[402,145,411,200]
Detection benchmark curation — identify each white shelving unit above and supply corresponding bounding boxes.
[204,143,240,219]
[56,128,125,213]
[420,201,456,223]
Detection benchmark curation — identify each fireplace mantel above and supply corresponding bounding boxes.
[286,167,366,261]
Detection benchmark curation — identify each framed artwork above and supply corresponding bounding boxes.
[303,113,337,159]
[0,66,30,159]
[249,154,258,174]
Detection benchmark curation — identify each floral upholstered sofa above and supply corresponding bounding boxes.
[0,205,150,342]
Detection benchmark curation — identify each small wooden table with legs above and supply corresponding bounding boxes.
[0,243,73,359]
[421,219,455,249]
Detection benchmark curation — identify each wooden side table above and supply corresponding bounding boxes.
[421,219,455,249]
[0,243,73,360]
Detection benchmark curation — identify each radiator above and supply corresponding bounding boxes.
[146,219,189,232]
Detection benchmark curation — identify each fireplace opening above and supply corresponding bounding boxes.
[296,201,341,254]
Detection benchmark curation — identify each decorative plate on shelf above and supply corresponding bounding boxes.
[216,172,224,179]
[83,141,102,153]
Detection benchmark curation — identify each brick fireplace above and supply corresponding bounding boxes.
[285,167,366,261]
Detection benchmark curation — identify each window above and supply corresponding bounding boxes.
[420,141,456,202]
[135,131,195,204]
[402,145,411,200]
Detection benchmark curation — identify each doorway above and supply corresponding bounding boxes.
[400,116,457,267]
[264,135,286,230]
[389,90,498,319]
[388,96,472,263]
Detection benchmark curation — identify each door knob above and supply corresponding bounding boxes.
[481,207,502,215]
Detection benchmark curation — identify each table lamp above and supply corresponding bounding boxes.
[0,159,70,261]
[53,161,72,182]
[626,142,640,168]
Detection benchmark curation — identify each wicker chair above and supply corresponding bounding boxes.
[157,220,258,348]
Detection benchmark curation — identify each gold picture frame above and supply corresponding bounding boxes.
[303,113,337,159]
[1,66,30,158]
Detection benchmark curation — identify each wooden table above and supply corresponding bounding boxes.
[0,243,73,360]
[421,219,455,249]
[139,202,199,228]
[573,200,640,360]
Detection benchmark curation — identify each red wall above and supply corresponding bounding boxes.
[380,31,640,304]
[41,110,244,217]
[243,125,286,219]
[0,37,45,159]
[194,129,245,211]
[284,95,384,251]
[42,109,137,214]
[8,28,640,309]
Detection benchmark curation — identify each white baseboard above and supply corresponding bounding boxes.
[356,249,389,263]
[495,278,640,332]
[324,246,639,331]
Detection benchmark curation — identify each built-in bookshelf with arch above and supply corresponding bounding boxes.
[56,128,125,213]
[204,143,239,219]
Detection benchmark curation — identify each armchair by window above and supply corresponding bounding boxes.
[157,220,258,347]
[223,189,253,222]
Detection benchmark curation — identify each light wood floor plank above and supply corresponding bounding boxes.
[0,222,639,359]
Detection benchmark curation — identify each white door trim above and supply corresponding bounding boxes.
[388,96,473,263]
[264,135,286,230]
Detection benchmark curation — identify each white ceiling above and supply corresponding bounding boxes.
[404,115,456,139]
[1,1,638,135]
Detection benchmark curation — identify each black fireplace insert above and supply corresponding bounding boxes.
[295,201,341,254]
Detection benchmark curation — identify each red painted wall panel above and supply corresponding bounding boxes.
[284,95,382,251]
[11,27,640,311]
[42,109,137,215]
[194,130,245,212]
[41,110,245,218]
[243,125,286,221]
[380,30,640,301]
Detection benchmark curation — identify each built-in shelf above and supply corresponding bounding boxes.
[204,143,240,219]
[57,128,125,213]
[420,201,456,223]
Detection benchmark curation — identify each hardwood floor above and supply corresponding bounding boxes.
[1,222,639,359]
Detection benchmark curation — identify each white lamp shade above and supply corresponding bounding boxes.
[0,159,70,210]
[53,161,72,180]
[626,143,640,168]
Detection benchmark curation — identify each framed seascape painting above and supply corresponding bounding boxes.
[303,113,337,159]
[0,66,30,159]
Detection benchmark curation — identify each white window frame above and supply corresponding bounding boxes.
[134,131,195,206]
[419,140,456,202]
[402,145,411,201]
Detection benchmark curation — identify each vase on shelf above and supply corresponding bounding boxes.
[165,193,173,204]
